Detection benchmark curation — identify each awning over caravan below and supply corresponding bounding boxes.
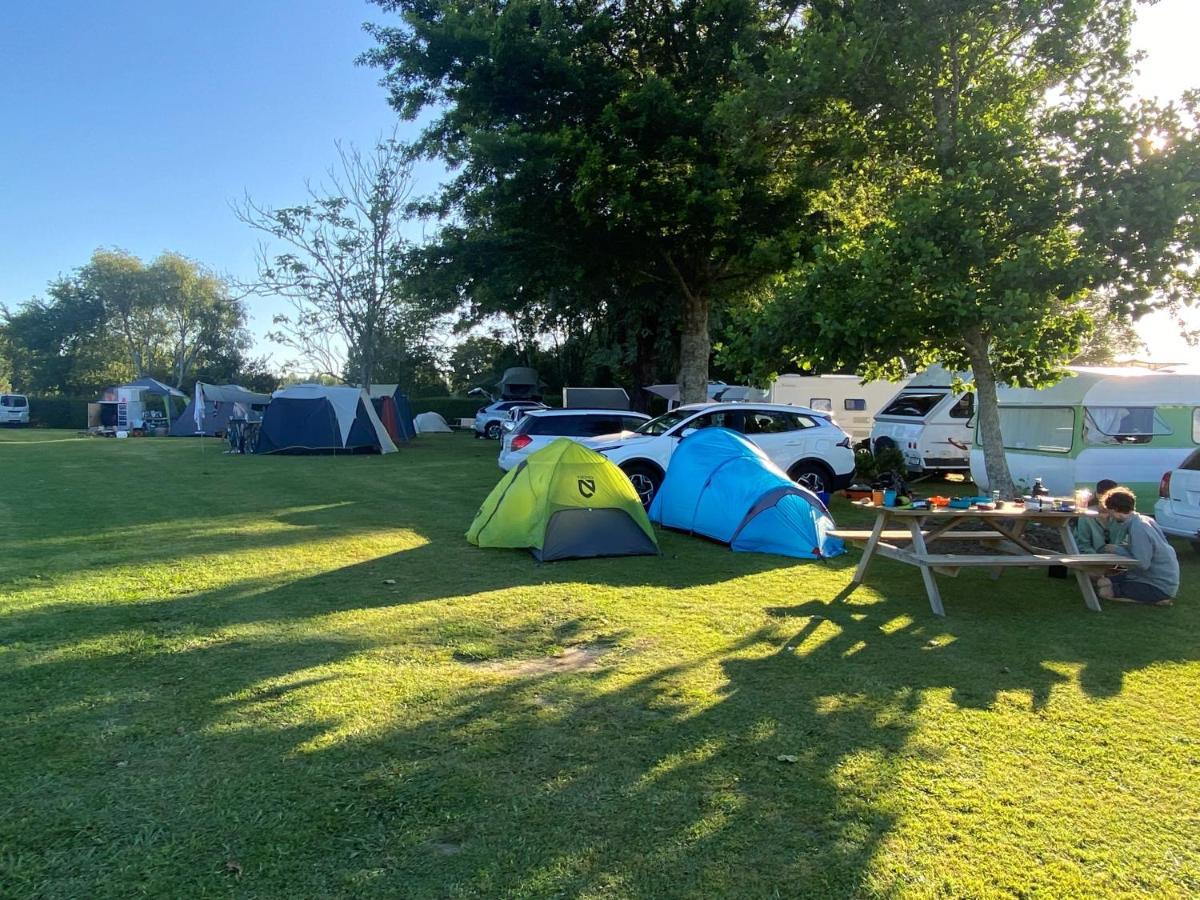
[171,383,272,436]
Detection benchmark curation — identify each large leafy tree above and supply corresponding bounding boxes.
[363,0,828,404]
[3,250,256,394]
[724,0,1200,494]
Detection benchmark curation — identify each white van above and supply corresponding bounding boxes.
[870,367,974,474]
[1,393,30,426]
[969,366,1200,509]
[770,374,910,444]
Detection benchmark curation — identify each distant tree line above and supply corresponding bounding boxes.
[1,250,275,396]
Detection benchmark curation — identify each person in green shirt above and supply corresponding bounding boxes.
[1074,479,1129,553]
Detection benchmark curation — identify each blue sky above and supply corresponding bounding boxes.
[0,0,436,366]
[1,0,1196,366]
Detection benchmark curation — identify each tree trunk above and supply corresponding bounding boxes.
[963,328,1015,497]
[677,292,710,406]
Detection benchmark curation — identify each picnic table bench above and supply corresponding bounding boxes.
[833,505,1128,616]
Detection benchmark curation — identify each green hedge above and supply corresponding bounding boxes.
[26,396,92,429]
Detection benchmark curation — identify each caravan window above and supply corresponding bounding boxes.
[1083,407,1173,445]
[809,398,832,412]
[948,393,974,419]
[999,407,1074,453]
[844,398,866,411]
[881,392,944,417]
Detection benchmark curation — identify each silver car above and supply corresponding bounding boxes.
[473,400,547,440]
[498,408,650,471]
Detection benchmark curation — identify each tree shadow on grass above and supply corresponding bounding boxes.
[3,551,1198,896]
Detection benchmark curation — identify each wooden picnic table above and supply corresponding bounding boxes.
[834,505,1129,616]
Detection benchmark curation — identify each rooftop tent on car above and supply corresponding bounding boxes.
[648,428,844,560]
[254,384,397,454]
[496,367,543,400]
[467,438,659,561]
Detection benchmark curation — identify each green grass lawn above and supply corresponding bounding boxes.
[2,428,1197,898]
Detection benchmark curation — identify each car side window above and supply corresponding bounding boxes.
[743,411,795,434]
[683,412,740,432]
[620,416,646,431]
[579,417,622,436]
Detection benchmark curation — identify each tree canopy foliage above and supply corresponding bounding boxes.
[363,0,834,404]
[2,250,263,396]
[715,0,1200,493]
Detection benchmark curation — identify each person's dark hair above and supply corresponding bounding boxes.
[1101,486,1136,514]
[1095,479,1118,496]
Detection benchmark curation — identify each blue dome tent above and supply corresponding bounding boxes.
[648,428,845,559]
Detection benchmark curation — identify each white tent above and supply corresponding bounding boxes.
[413,411,452,433]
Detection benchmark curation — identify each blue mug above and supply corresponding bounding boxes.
[883,489,897,507]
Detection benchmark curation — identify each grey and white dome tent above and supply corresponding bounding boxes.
[413,411,452,433]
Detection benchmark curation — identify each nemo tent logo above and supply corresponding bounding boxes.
[577,478,596,498]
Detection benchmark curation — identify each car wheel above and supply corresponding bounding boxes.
[789,461,833,494]
[621,462,663,508]
[485,421,502,440]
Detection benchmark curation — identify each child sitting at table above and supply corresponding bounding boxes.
[1074,479,1128,553]
[1094,486,1179,607]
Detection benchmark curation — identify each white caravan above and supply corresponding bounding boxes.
[970,366,1200,509]
[869,367,975,474]
[769,374,911,444]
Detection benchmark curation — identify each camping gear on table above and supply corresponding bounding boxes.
[171,382,271,437]
[254,385,397,455]
[414,411,452,433]
[467,438,658,561]
[648,427,844,560]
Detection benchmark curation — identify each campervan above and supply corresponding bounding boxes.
[970,366,1200,510]
[869,367,974,474]
[770,374,911,443]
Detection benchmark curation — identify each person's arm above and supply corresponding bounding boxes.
[1115,520,1153,570]
[1074,517,1104,553]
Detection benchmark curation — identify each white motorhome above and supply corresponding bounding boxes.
[970,366,1200,509]
[870,367,974,474]
[770,374,911,443]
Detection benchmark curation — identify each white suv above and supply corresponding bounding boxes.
[1155,449,1200,552]
[499,408,650,471]
[1,393,29,426]
[588,402,856,505]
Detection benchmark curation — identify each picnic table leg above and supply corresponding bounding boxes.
[988,519,1030,579]
[852,513,886,585]
[906,518,945,617]
[1059,523,1103,612]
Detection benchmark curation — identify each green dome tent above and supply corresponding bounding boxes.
[467,439,659,561]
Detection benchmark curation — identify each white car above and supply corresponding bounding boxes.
[1,393,29,426]
[588,402,856,505]
[498,408,651,471]
[473,400,547,440]
[1155,449,1200,552]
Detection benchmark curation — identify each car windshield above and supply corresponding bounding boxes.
[881,392,945,417]
[635,409,693,436]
